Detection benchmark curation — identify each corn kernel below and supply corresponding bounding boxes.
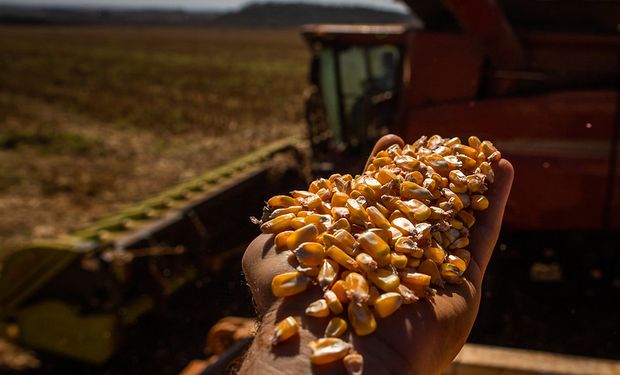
[390,253,408,269]
[274,230,293,249]
[287,223,319,250]
[324,317,348,338]
[367,267,400,292]
[325,290,344,314]
[400,181,433,201]
[343,353,364,375]
[268,195,298,208]
[271,316,299,345]
[260,213,296,234]
[391,217,416,235]
[471,194,489,210]
[326,245,358,271]
[418,259,445,288]
[357,231,390,260]
[355,252,378,273]
[374,292,402,318]
[348,302,376,336]
[318,259,339,290]
[331,280,348,303]
[366,206,391,229]
[344,272,370,303]
[309,338,352,365]
[271,272,310,297]
[306,299,330,318]
[295,242,325,267]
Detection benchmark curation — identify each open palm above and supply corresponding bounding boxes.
[242,135,514,374]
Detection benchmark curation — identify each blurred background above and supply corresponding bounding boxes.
[0,0,619,374]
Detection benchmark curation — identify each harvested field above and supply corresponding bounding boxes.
[0,26,308,251]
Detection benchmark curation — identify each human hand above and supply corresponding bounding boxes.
[240,134,514,374]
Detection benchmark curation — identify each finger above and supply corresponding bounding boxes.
[467,159,514,277]
[364,134,405,170]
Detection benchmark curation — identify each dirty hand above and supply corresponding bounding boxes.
[240,135,514,374]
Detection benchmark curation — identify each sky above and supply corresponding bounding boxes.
[0,0,410,12]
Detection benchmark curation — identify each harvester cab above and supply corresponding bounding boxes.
[302,24,408,173]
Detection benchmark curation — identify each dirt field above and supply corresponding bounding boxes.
[0,26,308,250]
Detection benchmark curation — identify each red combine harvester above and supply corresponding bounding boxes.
[302,0,620,363]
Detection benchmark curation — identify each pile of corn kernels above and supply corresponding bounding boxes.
[254,135,500,373]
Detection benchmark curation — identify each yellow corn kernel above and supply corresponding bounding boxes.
[305,214,332,231]
[355,252,378,273]
[318,259,339,290]
[374,292,402,318]
[447,254,467,272]
[399,271,431,289]
[271,271,311,297]
[449,182,468,194]
[367,285,380,306]
[309,178,332,193]
[400,181,433,201]
[488,150,502,162]
[290,217,307,230]
[390,253,408,269]
[440,263,464,284]
[375,150,389,158]
[366,206,391,229]
[397,284,419,304]
[286,223,318,250]
[295,242,325,267]
[334,229,357,255]
[326,245,357,271]
[449,236,469,249]
[404,200,432,222]
[407,258,421,268]
[324,317,347,338]
[368,267,400,292]
[457,154,478,170]
[449,218,464,230]
[269,205,303,219]
[275,230,293,249]
[443,188,464,211]
[331,191,349,207]
[466,173,486,193]
[444,136,461,147]
[348,302,377,336]
[309,338,352,365]
[458,210,476,228]
[452,144,478,159]
[391,217,415,235]
[324,290,344,315]
[268,195,299,208]
[389,210,405,221]
[331,280,349,303]
[291,190,315,199]
[357,231,390,260]
[394,155,420,171]
[424,245,446,264]
[306,299,330,318]
[468,135,482,149]
[373,156,393,168]
[375,168,399,185]
[448,169,467,184]
[331,207,350,221]
[368,228,391,244]
[454,249,471,267]
[471,194,489,210]
[350,190,362,199]
[387,226,403,244]
[343,353,364,375]
[344,272,370,303]
[394,237,424,258]
[418,259,445,288]
[271,316,299,345]
[477,161,495,183]
[260,213,295,234]
[332,218,351,232]
[480,140,498,156]
[346,198,368,226]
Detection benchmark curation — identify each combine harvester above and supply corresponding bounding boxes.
[2,0,620,374]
